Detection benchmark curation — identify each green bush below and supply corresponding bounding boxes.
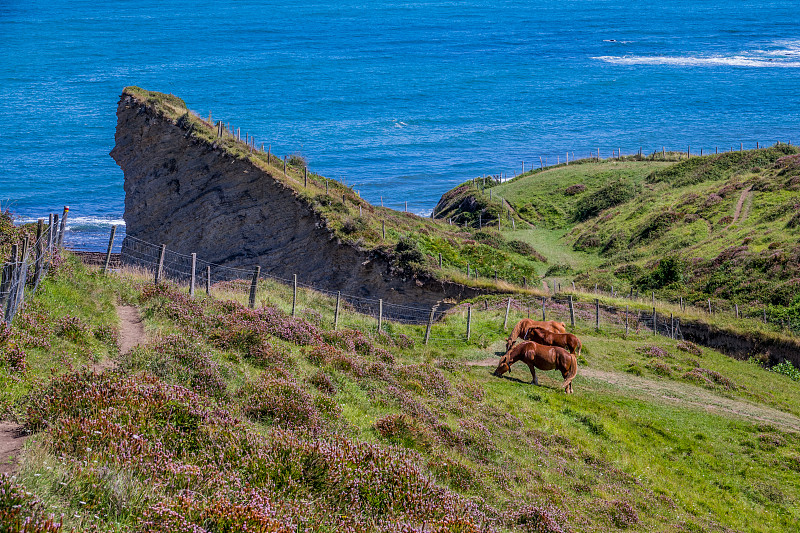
[573,179,636,222]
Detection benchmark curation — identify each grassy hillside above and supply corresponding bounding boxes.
[2,247,800,532]
[436,146,800,326]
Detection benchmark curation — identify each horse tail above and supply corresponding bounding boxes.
[576,338,582,357]
[563,353,578,393]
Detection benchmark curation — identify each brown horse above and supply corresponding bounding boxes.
[523,327,582,357]
[506,319,567,351]
[494,341,577,393]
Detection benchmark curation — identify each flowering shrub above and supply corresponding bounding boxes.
[239,374,320,428]
[506,503,569,533]
[246,341,293,369]
[676,341,702,356]
[309,371,336,395]
[121,334,227,398]
[0,322,27,372]
[395,334,415,350]
[54,315,90,344]
[93,324,120,351]
[0,474,63,532]
[682,368,737,390]
[636,345,669,358]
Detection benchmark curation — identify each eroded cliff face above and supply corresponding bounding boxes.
[111,92,478,309]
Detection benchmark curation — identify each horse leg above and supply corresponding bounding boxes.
[526,362,538,385]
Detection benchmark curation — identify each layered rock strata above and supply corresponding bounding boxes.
[111,91,479,312]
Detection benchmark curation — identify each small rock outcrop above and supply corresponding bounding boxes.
[110,90,479,310]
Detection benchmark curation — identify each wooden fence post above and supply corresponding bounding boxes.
[304,166,308,187]
[670,313,674,339]
[708,299,712,314]
[424,306,436,345]
[568,295,575,327]
[102,225,117,274]
[763,308,767,324]
[378,299,383,331]
[57,206,69,248]
[542,297,546,321]
[155,244,166,285]
[522,276,526,289]
[503,297,511,330]
[735,303,739,319]
[466,305,472,341]
[206,266,211,295]
[438,253,442,268]
[653,308,657,336]
[52,214,59,250]
[292,274,298,317]
[188,253,197,296]
[249,266,260,308]
[334,291,341,330]
[382,220,386,240]
[680,296,683,311]
[47,213,54,251]
[625,305,629,337]
[33,219,43,285]
[595,299,600,330]
[283,156,286,177]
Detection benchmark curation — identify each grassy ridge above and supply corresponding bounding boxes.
[436,146,800,325]
[2,250,800,531]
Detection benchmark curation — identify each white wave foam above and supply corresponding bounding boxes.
[594,54,800,68]
[65,216,126,230]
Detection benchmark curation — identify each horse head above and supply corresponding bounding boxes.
[494,346,517,376]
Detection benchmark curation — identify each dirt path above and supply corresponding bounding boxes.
[0,306,147,475]
[0,422,27,475]
[116,304,146,357]
[728,186,753,227]
[581,367,800,431]
[468,355,800,431]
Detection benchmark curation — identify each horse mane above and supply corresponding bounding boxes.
[507,320,527,345]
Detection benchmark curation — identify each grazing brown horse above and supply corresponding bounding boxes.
[523,327,582,357]
[506,319,567,351]
[494,341,577,393]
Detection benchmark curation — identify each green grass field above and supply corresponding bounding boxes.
[2,252,799,532]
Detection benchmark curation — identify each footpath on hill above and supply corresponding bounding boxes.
[467,346,800,432]
[0,305,146,475]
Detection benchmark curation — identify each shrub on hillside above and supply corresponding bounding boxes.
[636,256,684,290]
[564,184,586,195]
[573,179,636,222]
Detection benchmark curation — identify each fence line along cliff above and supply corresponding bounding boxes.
[110,88,484,309]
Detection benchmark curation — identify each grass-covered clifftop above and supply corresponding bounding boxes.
[436,145,800,325]
[121,87,549,291]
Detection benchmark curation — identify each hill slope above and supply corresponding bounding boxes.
[2,249,800,532]
[435,147,800,325]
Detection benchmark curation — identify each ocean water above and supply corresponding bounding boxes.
[1,0,798,250]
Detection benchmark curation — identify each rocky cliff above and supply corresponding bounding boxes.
[110,89,480,310]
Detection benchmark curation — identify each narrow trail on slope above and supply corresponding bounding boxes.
[116,305,146,358]
[728,186,753,228]
[467,354,800,432]
[0,306,149,474]
[0,422,27,475]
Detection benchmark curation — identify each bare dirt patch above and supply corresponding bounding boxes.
[117,304,145,356]
[0,421,27,475]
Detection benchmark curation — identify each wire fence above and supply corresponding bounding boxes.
[115,233,691,347]
[1,209,67,325]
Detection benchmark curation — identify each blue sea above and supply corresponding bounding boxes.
[1,0,798,250]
